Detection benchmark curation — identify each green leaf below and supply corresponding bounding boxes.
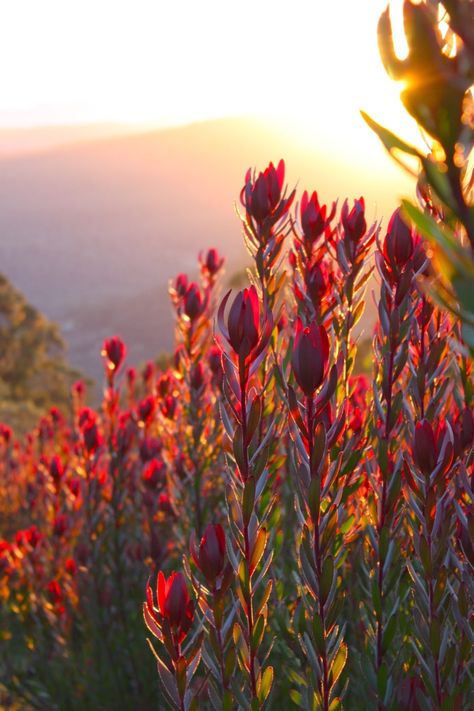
[320,556,334,603]
[382,614,397,653]
[242,476,256,526]
[330,643,347,687]
[258,666,274,704]
[377,662,388,698]
[250,527,268,576]
[252,614,265,652]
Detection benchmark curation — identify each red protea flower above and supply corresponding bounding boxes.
[139,436,162,462]
[300,190,334,244]
[0,424,12,445]
[218,286,273,371]
[16,525,42,550]
[47,579,64,605]
[200,248,224,279]
[292,318,330,396]
[142,459,166,490]
[102,336,126,379]
[413,420,437,475]
[242,159,285,221]
[65,558,78,576]
[158,572,193,632]
[341,197,367,243]
[49,455,65,490]
[383,208,414,270]
[53,514,68,538]
[190,362,205,391]
[305,262,330,309]
[208,345,222,375]
[142,361,155,388]
[82,419,102,455]
[183,282,205,322]
[190,523,226,585]
[137,395,156,425]
[174,273,189,297]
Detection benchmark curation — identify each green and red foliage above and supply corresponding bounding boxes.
[0,2,473,709]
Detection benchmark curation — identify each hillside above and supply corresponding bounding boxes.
[0,116,412,382]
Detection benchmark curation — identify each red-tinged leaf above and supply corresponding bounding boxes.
[233,426,245,475]
[312,613,325,655]
[320,556,334,603]
[217,290,232,342]
[288,385,308,439]
[175,655,187,700]
[247,394,262,443]
[255,579,273,619]
[224,647,236,683]
[143,603,163,641]
[251,613,265,652]
[242,476,255,526]
[311,423,327,475]
[308,477,321,524]
[156,653,180,707]
[314,364,338,412]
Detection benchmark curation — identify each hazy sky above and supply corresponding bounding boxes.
[0,0,420,160]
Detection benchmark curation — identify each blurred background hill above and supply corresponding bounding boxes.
[0,116,413,384]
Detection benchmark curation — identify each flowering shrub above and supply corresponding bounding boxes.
[0,154,472,710]
[1,3,473,708]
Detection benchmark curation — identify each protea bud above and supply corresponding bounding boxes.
[341,197,366,242]
[300,190,331,244]
[156,571,194,641]
[413,419,437,475]
[227,286,261,360]
[292,318,330,396]
[242,159,285,222]
[183,282,204,321]
[142,459,166,490]
[190,524,226,585]
[102,336,126,379]
[200,248,224,279]
[383,208,414,270]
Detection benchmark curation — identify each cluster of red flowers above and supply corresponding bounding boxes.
[0,159,472,711]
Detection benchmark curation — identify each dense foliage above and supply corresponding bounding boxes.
[0,1,473,709]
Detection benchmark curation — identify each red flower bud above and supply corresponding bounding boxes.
[157,571,194,641]
[190,362,206,391]
[183,282,204,321]
[82,420,101,454]
[65,558,78,576]
[413,420,437,474]
[300,190,329,244]
[242,160,286,222]
[227,286,261,360]
[49,455,65,488]
[102,336,126,376]
[53,514,68,538]
[383,209,414,269]
[200,248,224,278]
[138,395,156,425]
[292,318,330,396]
[47,579,64,606]
[174,273,188,297]
[142,459,166,490]
[341,197,366,242]
[208,345,222,375]
[190,524,226,585]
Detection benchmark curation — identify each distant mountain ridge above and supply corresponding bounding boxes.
[0,116,412,382]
